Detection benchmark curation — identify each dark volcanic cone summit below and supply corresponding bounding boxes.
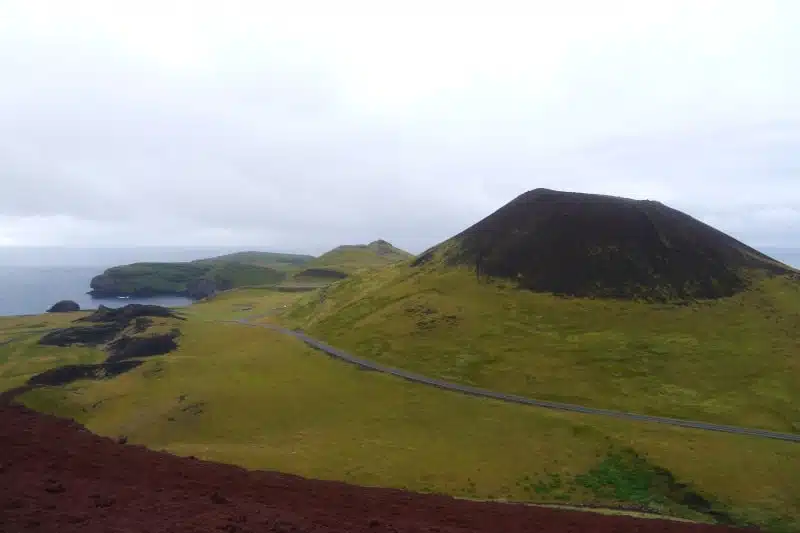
[417,188,795,301]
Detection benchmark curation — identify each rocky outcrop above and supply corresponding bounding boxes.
[27,361,144,387]
[106,330,180,362]
[186,278,217,300]
[39,324,122,347]
[77,304,183,324]
[46,300,80,313]
[33,303,183,388]
[40,304,182,351]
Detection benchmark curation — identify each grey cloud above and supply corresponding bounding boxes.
[1,1,799,254]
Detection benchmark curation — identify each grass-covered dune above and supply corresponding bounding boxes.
[1,307,796,532]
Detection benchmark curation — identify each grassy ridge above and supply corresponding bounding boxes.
[303,240,413,274]
[8,319,797,530]
[194,251,314,271]
[283,263,800,433]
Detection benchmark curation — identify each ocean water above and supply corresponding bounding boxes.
[0,265,192,317]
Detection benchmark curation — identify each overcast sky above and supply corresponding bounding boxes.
[1,0,798,256]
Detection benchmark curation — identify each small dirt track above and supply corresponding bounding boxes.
[0,405,751,533]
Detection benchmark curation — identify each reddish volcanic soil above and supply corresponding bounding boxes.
[1,405,751,533]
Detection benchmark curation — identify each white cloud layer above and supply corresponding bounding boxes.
[1,0,799,254]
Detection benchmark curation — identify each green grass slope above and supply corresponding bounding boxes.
[284,262,800,434]
[194,251,314,271]
[6,315,798,531]
[303,239,413,275]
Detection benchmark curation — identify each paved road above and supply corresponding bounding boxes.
[230,318,800,444]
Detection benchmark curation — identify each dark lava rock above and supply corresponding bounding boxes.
[39,324,123,347]
[39,304,182,352]
[27,361,144,387]
[78,304,183,324]
[106,331,180,362]
[46,300,80,313]
[415,188,797,301]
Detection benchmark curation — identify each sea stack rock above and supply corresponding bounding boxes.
[46,300,80,313]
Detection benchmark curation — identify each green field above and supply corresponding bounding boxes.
[4,315,797,531]
[283,263,800,434]
[184,287,307,321]
[194,251,314,271]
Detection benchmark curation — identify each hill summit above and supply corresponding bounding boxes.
[414,188,795,301]
[303,240,413,274]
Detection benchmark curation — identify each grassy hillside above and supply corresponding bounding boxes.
[194,251,314,271]
[303,240,413,274]
[184,287,308,321]
[0,312,99,391]
[3,313,796,531]
[0,308,185,391]
[89,261,285,297]
[283,262,800,434]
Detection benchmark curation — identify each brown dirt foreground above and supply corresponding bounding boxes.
[1,405,754,533]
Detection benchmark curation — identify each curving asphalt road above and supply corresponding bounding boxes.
[229,317,800,444]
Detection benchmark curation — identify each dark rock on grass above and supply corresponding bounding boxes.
[39,304,182,358]
[46,300,81,313]
[418,188,798,302]
[39,324,123,347]
[26,361,143,387]
[106,331,180,362]
[77,304,183,324]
